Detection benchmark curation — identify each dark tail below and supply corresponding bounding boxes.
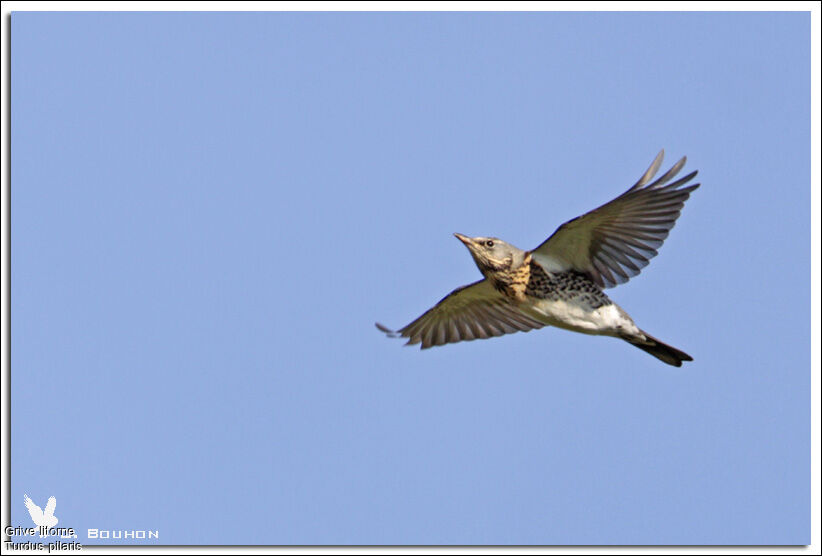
[624,330,693,367]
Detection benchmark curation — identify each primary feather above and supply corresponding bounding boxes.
[532,150,700,288]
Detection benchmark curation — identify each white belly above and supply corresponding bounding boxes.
[523,298,640,337]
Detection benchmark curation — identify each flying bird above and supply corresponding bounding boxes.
[376,150,699,366]
[24,494,58,534]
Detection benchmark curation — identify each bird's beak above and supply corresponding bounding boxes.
[454,233,473,246]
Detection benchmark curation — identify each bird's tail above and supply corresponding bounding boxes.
[623,330,692,367]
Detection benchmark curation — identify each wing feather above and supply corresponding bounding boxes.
[534,150,699,288]
[376,279,544,349]
[24,495,43,521]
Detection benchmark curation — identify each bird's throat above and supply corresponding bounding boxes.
[489,252,532,302]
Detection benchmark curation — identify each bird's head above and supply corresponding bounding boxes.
[454,233,527,276]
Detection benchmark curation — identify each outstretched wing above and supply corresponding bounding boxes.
[23,494,43,522]
[44,497,57,518]
[533,150,700,288]
[376,279,544,349]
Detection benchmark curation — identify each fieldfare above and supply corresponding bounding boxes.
[376,150,699,366]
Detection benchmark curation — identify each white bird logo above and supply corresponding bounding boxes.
[23,494,58,535]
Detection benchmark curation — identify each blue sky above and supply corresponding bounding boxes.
[11,11,810,545]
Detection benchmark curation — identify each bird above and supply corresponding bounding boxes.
[23,494,58,534]
[376,150,699,367]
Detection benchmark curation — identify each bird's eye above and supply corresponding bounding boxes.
[485,240,494,248]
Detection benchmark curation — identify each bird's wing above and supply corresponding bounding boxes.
[376,279,544,349]
[44,497,57,518]
[532,150,699,288]
[23,494,43,521]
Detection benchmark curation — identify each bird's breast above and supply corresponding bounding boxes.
[490,256,532,302]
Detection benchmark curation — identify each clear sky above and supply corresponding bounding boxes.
[11,11,810,545]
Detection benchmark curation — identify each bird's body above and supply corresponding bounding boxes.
[483,251,628,335]
[23,494,58,535]
[377,151,699,367]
